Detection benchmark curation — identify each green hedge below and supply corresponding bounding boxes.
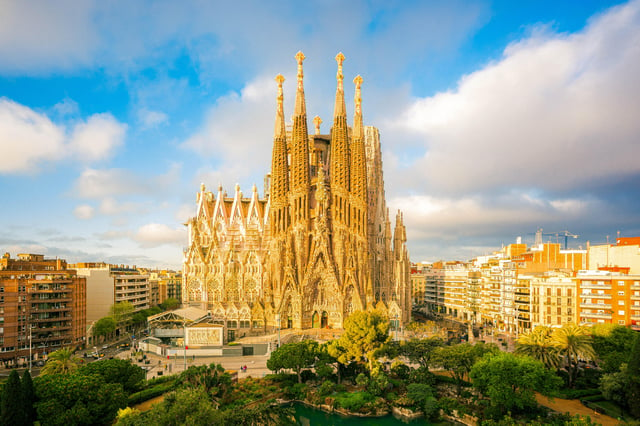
[556,388,601,399]
[581,394,605,402]
[128,381,177,406]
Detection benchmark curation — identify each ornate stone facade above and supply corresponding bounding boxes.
[183,52,411,333]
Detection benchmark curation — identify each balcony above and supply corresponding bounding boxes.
[581,293,611,299]
[631,295,640,301]
[580,283,612,289]
[631,315,640,320]
[580,312,612,319]
[580,303,612,309]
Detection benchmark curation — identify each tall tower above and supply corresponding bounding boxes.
[270,74,290,237]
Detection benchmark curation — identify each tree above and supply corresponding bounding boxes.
[40,348,83,376]
[180,363,232,399]
[266,340,319,383]
[333,310,390,370]
[1,370,25,426]
[515,326,560,370]
[591,324,636,373]
[401,337,444,369]
[160,297,180,310]
[433,342,498,394]
[470,352,562,419]
[406,383,438,420]
[94,316,117,340]
[626,333,640,418]
[22,370,36,425]
[551,323,596,388]
[78,359,145,393]
[35,373,127,425]
[110,302,135,325]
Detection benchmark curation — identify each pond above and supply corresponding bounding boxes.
[291,402,432,425]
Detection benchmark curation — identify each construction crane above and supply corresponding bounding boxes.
[556,230,579,250]
[531,228,579,249]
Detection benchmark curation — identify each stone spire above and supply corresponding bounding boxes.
[270,73,290,235]
[330,52,350,205]
[350,75,367,236]
[290,51,311,223]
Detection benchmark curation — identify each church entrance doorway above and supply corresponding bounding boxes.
[287,316,293,329]
[312,312,320,328]
[321,311,328,328]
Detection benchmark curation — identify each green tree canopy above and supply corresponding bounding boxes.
[110,302,135,324]
[626,333,640,418]
[515,326,560,370]
[551,323,596,388]
[267,340,319,383]
[21,370,36,425]
[40,348,84,376]
[433,342,499,393]
[160,297,180,310]
[94,316,117,339]
[35,373,127,426]
[78,359,145,393]
[591,323,636,373]
[470,352,562,419]
[1,370,25,426]
[333,310,390,370]
[400,337,444,369]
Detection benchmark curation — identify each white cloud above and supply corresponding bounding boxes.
[134,223,186,248]
[74,168,144,199]
[392,0,640,195]
[138,108,168,129]
[0,98,66,173]
[53,97,79,117]
[181,76,275,183]
[0,98,127,174]
[99,198,143,216]
[175,204,195,223]
[73,204,95,220]
[69,113,126,162]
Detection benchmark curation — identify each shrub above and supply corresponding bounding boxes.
[128,382,177,405]
[355,373,369,388]
[334,391,374,412]
[284,383,308,400]
[318,380,335,397]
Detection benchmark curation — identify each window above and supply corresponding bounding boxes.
[619,320,626,325]
[619,281,625,286]
[557,289,562,297]
[567,308,572,315]
[618,310,625,315]
[567,289,572,297]
[618,291,625,296]
[568,298,572,305]
[619,300,625,306]
[557,307,562,315]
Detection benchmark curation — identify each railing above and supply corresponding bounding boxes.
[580,312,612,319]
[580,303,612,309]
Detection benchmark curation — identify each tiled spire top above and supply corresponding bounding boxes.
[353,75,363,137]
[333,52,346,117]
[354,75,363,117]
[276,74,285,114]
[294,51,306,115]
[335,52,345,92]
[295,51,305,91]
[274,74,286,137]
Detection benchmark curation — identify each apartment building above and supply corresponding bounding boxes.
[0,253,86,366]
[529,273,577,328]
[588,238,640,274]
[576,270,640,329]
[72,263,150,324]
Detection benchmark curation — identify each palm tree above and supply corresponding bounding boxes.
[515,326,560,369]
[551,323,596,387]
[40,348,83,376]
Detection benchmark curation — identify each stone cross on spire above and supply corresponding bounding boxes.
[354,75,363,116]
[313,115,322,135]
[335,52,345,92]
[295,51,305,90]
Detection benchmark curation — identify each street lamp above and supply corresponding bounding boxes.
[275,314,280,348]
[183,318,187,371]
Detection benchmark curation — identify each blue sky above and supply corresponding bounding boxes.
[1,0,639,269]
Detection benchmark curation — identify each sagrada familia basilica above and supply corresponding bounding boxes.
[183,52,411,333]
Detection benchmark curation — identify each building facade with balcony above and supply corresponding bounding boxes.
[72,263,150,324]
[576,270,640,330]
[0,253,86,366]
